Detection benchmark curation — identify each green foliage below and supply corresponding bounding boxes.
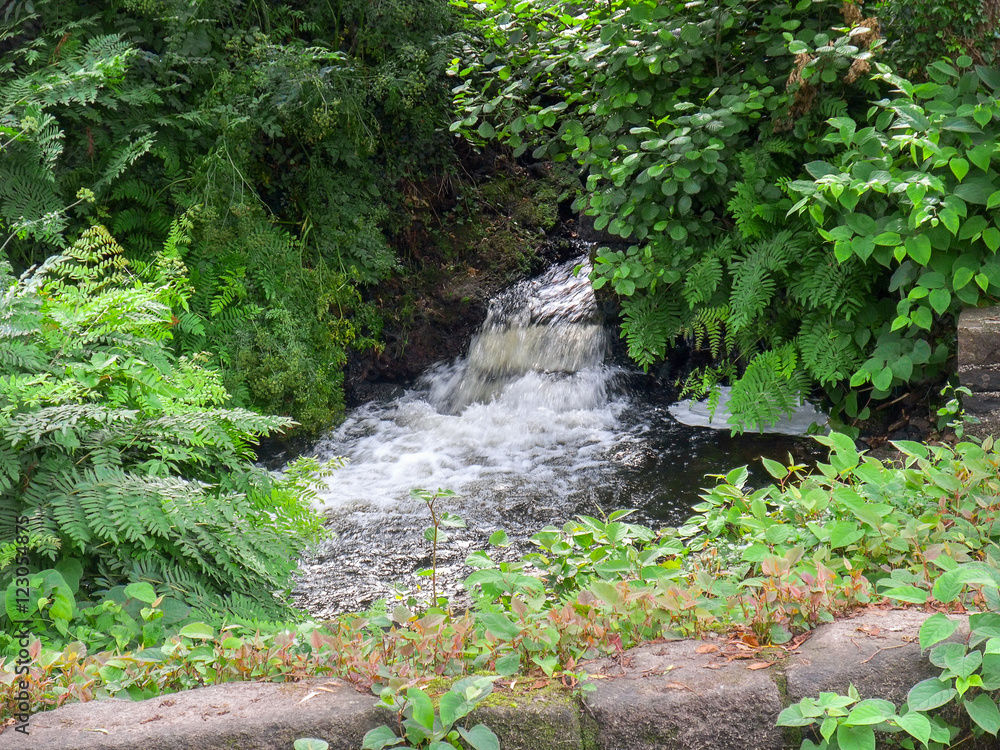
[448,0,1000,431]
[0,226,329,632]
[1,0,462,431]
[779,594,1000,749]
[789,59,1000,406]
[364,676,501,750]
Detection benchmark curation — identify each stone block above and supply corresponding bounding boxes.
[582,640,784,750]
[784,610,968,705]
[958,307,1000,392]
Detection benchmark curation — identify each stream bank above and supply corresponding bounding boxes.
[8,609,984,750]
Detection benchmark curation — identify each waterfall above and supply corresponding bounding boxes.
[425,258,608,413]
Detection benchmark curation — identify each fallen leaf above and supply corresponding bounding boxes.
[663,681,690,691]
[298,692,320,704]
[741,634,760,648]
[857,625,880,636]
[531,680,548,690]
[702,663,721,670]
[586,674,611,680]
[746,662,771,670]
[695,643,718,654]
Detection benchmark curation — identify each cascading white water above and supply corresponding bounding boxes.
[306,257,622,512]
[292,256,825,616]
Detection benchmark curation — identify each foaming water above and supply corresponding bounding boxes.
[292,257,825,616]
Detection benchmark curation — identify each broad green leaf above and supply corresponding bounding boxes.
[479,613,522,640]
[439,690,472,727]
[920,613,958,649]
[905,235,932,265]
[907,677,957,712]
[494,651,520,676]
[362,726,401,750]
[488,529,510,546]
[295,740,330,750]
[836,723,875,750]
[896,711,931,746]
[882,586,928,604]
[776,704,813,727]
[125,582,157,604]
[846,699,896,725]
[178,622,215,639]
[983,227,1000,252]
[950,158,970,181]
[965,693,1000,735]
[458,725,501,750]
[406,688,435,731]
[928,288,951,315]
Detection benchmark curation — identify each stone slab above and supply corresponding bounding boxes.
[0,678,383,750]
[958,307,1000,392]
[784,609,968,705]
[0,610,977,750]
[583,640,784,750]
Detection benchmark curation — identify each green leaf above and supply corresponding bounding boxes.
[965,693,1000,735]
[836,723,875,750]
[477,121,495,139]
[406,688,435,731]
[968,144,994,172]
[908,678,957,712]
[362,726,401,750]
[845,213,877,235]
[905,235,932,265]
[439,690,472,727]
[882,585,928,604]
[928,288,951,315]
[489,529,510,547]
[294,740,330,750]
[896,711,932,746]
[846,699,896,725]
[983,227,1000,252]
[872,366,893,391]
[479,613,522,640]
[920,613,958,650]
[178,622,215,640]
[458,725,501,750]
[776,703,814,727]
[829,521,864,549]
[950,158,970,181]
[494,651,520,676]
[761,457,786,480]
[125,582,157,604]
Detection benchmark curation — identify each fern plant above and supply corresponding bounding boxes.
[0,224,328,624]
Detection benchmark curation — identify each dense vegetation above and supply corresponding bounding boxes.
[450,0,1000,431]
[4,1,1000,748]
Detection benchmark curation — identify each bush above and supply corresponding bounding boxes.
[0,223,328,647]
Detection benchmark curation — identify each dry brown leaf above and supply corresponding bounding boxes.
[531,680,548,690]
[746,662,771,670]
[741,634,760,648]
[695,643,719,654]
[702,662,721,670]
[663,681,689,691]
